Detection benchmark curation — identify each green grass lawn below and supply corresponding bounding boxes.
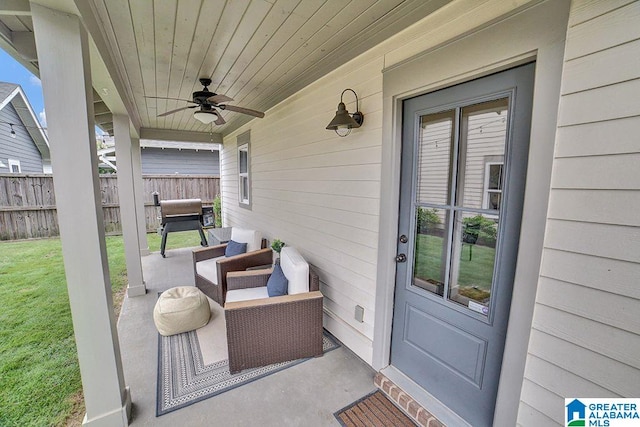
[0,231,203,427]
[414,233,496,291]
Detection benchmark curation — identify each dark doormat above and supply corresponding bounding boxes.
[334,390,417,426]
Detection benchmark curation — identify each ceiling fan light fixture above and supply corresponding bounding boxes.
[193,110,218,124]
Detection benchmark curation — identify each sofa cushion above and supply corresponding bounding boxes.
[225,240,247,257]
[195,255,226,285]
[267,264,288,297]
[280,247,309,295]
[225,286,269,303]
[230,227,262,252]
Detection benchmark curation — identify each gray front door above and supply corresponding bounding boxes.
[390,63,535,426]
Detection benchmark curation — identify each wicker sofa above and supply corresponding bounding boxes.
[224,247,324,374]
[192,227,272,306]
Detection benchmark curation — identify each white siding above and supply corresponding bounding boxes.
[219,0,541,364]
[518,1,640,425]
[220,54,385,362]
[219,3,640,423]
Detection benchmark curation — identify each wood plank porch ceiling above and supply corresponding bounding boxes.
[0,0,450,137]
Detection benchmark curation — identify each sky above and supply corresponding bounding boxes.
[0,48,46,127]
[1,48,108,136]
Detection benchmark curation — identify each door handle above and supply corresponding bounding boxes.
[396,254,407,263]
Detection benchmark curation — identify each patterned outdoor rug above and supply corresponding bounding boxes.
[334,390,417,427]
[157,327,339,416]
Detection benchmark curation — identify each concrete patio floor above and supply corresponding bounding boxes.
[117,245,377,426]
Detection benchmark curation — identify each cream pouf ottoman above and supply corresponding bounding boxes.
[153,286,211,336]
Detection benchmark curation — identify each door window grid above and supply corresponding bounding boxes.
[411,98,509,316]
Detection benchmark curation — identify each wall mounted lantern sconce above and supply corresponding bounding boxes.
[9,123,16,138]
[326,88,364,137]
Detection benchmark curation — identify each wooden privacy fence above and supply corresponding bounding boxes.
[0,174,220,240]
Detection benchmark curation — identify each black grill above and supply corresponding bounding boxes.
[158,198,207,257]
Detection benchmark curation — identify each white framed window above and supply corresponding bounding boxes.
[482,161,503,210]
[237,131,251,208]
[8,159,21,174]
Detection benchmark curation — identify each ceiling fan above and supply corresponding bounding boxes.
[148,78,265,125]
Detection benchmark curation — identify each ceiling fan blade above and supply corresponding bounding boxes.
[214,111,226,126]
[157,105,196,117]
[145,96,195,103]
[207,94,234,104]
[221,104,265,118]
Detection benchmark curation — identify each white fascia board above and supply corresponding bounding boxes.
[0,86,19,111]
[140,139,221,151]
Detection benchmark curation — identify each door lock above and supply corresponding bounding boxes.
[395,254,407,263]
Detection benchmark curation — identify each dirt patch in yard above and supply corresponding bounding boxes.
[61,391,85,427]
[112,284,127,319]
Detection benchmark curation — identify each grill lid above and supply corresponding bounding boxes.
[160,199,203,223]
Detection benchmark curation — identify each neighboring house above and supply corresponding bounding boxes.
[0,82,50,173]
[97,138,220,175]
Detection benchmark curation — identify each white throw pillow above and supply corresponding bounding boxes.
[280,246,309,295]
[230,227,262,252]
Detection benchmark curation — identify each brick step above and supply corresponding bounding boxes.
[374,372,445,427]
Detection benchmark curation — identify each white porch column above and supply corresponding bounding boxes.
[131,137,150,255]
[31,3,131,427]
[31,4,130,426]
[113,115,146,296]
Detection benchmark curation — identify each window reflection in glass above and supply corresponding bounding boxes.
[459,99,508,211]
[417,111,454,206]
[485,163,503,210]
[448,211,499,315]
[413,207,448,296]
[410,99,509,317]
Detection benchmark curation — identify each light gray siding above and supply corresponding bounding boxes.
[140,147,219,175]
[0,103,44,173]
[518,1,640,425]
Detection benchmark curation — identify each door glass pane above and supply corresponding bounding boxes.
[417,111,454,206]
[448,211,499,315]
[413,207,448,296]
[458,99,508,210]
